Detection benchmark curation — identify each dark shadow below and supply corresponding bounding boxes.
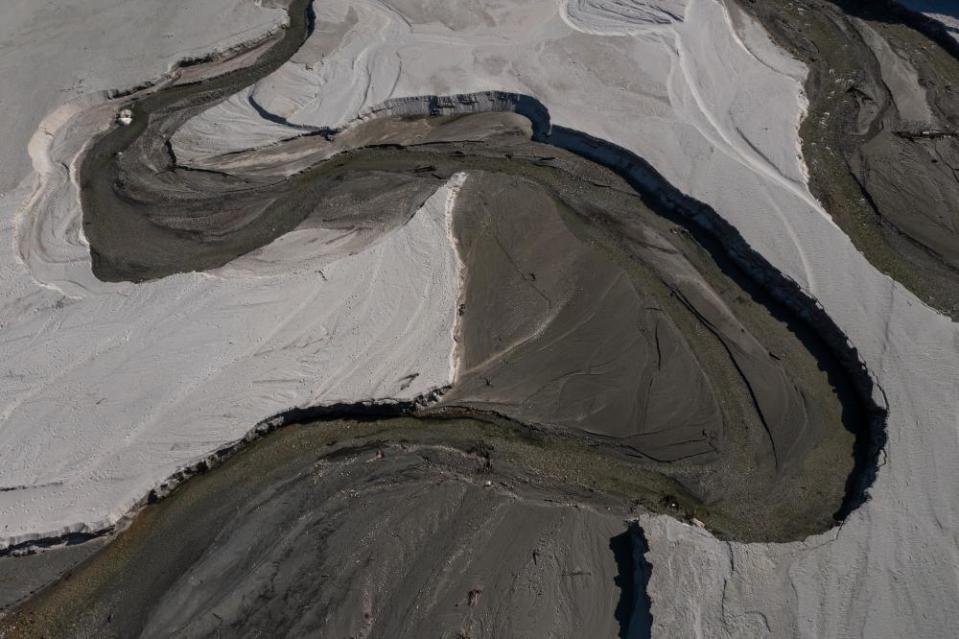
[1,532,101,556]
[896,0,959,20]
[827,0,959,61]
[305,0,317,37]
[400,89,887,525]
[610,522,653,639]
[610,531,635,638]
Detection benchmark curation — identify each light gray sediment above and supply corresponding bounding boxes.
[72,0,879,541]
[0,419,652,639]
[2,0,895,633]
[735,0,959,318]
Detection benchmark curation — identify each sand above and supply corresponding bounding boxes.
[0,419,654,638]
[27,6,868,547]
[164,2,959,636]
[0,0,957,637]
[2,91,465,551]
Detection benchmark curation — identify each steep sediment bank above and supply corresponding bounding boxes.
[3,0,957,636]
[735,0,959,319]
[1,0,894,631]
[0,418,654,639]
[64,0,885,543]
[6,88,882,639]
[0,0,890,554]
[78,98,881,543]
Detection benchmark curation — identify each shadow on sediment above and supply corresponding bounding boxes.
[827,0,959,61]
[610,521,653,639]
[66,1,885,559]
[543,121,888,524]
[124,85,887,537]
[381,89,888,527]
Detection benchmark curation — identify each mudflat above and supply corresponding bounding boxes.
[0,0,913,635]
[80,94,870,541]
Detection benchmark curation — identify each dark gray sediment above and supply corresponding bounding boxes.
[65,0,886,540]
[0,419,651,639]
[0,0,904,633]
[78,67,880,539]
[0,540,107,612]
[733,0,959,319]
[86,122,870,540]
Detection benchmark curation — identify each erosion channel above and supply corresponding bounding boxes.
[0,0,885,636]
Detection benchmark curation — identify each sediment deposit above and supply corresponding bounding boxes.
[0,0,957,637]
[1,419,655,639]
[738,0,959,318]
[76,58,873,540]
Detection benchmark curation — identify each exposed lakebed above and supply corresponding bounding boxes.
[3,418,655,639]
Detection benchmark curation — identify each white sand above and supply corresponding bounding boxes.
[0,0,463,546]
[3,159,463,548]
[1,0,958,636]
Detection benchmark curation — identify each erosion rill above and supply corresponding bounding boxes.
[734,0,959,319]
[0,1,890,637]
